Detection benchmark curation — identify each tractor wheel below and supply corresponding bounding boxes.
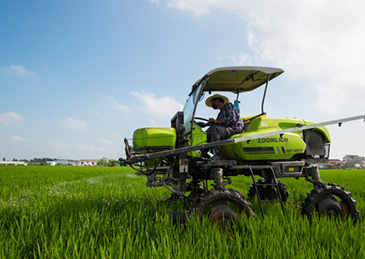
[193,189,254,225]
[301,183,359,224]
[247,178,267,199]
[247,178,289,202]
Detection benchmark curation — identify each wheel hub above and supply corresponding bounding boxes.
[209,203,238,223]
[318,197,344,218]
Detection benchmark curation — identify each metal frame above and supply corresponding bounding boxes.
[125,114,365,163]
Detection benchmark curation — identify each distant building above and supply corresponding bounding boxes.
[343,155,365,168]
[79,159,100,166]
[316,156,364,169]
[67,160,78,166]
[42,159,109,166]
[47,159,79,166]
[68,159,103,166]
[47,161,57,166]
[0,161,27,166]
[328,159,343,169]
[52,159,70,166]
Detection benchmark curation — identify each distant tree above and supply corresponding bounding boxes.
[37,158,53,163]
[107,159,120,167]
[20,159,30,163]
[97,159,107,166]
[2,157,5,161]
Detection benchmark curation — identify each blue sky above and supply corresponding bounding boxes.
[1,0,364,160]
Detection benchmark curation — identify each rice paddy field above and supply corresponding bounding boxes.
[0,165,364,258]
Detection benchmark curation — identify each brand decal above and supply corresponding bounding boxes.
[285,149,303,153]
[257,137,288,143]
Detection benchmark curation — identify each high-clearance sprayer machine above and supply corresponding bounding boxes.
[120,66,364,224]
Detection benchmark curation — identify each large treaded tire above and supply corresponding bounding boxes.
[247,178,289,202]
[301,183,359,224]
[193,189,254,224]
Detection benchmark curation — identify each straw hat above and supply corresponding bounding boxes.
[205,94,229,108]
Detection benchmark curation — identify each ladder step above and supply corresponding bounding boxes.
[255,183,278,186]
[248,165,286,218]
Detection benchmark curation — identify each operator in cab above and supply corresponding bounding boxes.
[205,94,243,156]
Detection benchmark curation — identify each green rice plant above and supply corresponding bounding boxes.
[0,166,364,258]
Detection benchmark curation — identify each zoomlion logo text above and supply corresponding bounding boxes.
[257,138,289,143]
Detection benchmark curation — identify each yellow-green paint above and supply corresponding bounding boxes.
[133,127,177,148]
[131,116,331,161]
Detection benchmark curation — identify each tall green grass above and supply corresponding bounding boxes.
[0,166,364,258]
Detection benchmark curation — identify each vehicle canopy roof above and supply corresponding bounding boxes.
[194,66,284,93]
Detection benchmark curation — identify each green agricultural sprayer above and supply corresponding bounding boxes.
[120,66,364,224]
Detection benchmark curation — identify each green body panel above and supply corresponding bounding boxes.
[132,116,330,161]
[221,117,330,160]
[222,131,306,160]
[133,127,177,148]
[187,125,207,157]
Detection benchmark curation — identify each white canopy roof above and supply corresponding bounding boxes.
[199,66,284,93]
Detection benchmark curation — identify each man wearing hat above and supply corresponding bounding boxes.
[205,94,244,156]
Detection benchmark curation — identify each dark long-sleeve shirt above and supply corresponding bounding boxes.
[215,102,243,133]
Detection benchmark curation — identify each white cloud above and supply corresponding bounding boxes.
[223,52,251,66]
[62,117,87,130]
[153,0,365,116]
[2,64,36,77]
[111,131,122,139]
[10,136,25,142]
[50,142,107,155]
[241,1,365,115]
[149,119,158,126]
[113,101,130,112]
[105,96,131,112]
[99,138,114,145]
[50,142,71,148]
[0,112,23,126]
[76,144,105,152]
[156,0,239,16]
[131,91,183,118]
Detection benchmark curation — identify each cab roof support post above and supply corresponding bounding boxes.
[261,74,270,114]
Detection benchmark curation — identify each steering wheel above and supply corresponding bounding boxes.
[194,117,212,128]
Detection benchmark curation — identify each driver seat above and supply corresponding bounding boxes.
[241,113,266,132]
